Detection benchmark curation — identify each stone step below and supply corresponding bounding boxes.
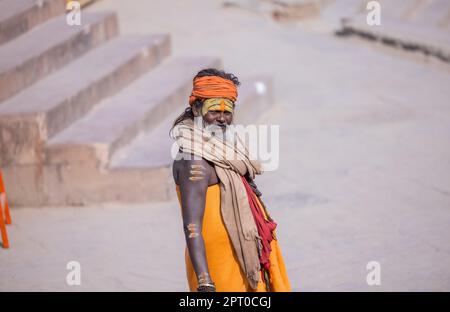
[45,56,222,168]
[0,11,118,102]
[0,34,170,167]
[341,17,450,61]
[0,0,65,45]
[110,75,273,170]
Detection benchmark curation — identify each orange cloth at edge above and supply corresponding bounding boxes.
[176,183,292,292]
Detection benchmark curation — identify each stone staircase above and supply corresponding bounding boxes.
[0,0,274,206]
[328,0,450,63]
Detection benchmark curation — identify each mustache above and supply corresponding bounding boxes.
[205,124,228,133]
[194,117,228,129]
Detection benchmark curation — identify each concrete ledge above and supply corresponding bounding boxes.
[0,34,171,167]
[336,17,450,63]
[2,162,173,206]
[0,11,119,102]
[0,0,65,45]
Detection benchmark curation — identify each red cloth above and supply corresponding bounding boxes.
[241,176,277,271]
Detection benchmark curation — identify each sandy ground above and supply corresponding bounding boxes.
[1,0,450,291]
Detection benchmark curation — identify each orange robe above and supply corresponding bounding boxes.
[176,183,292,292]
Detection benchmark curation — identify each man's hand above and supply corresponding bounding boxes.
[245,173,262,197]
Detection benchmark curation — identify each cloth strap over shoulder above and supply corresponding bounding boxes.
[173,119,263,289]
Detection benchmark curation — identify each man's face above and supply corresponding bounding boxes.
[203,109,233,127]
[202,110,234,144]
[194,98,234,128]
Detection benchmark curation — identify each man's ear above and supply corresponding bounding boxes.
[192,102,202,117]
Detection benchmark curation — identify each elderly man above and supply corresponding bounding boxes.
[171,68,291,292]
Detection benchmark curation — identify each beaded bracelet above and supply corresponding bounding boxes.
[197,284,216,292]
[197,279,216,292]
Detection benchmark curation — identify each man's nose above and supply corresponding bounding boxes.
[217,112,225,123]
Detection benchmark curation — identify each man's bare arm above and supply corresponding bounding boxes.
[178,158,215,291]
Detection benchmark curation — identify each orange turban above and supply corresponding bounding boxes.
[189,76,238,106]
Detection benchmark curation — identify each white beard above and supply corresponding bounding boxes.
[193,116,236,145]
